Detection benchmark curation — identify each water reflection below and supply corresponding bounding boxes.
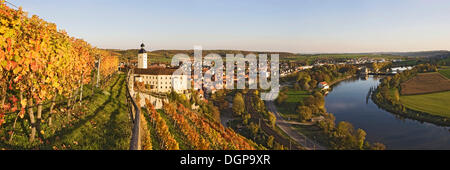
[325,76,450,150]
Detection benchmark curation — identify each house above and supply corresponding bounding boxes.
[360,67,369,75]
[133,43,188,94]
[134,67,188,94]
[318,82,329,90]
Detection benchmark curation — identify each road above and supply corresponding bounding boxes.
[244,91,303,150]
[266,101,326,150]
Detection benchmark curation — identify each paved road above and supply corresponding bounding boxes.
[244,92,303,150]
[266,101,326,150]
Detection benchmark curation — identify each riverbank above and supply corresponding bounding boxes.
[325,75,450,149]
[371,90,450,127]
[328,75,354,87]
[274,74,388,150]
[370,64,450,127]
[277,75,355,119]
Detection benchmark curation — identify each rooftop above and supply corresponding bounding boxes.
[134,67,177,75]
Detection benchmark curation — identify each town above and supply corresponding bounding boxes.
[1,0,450,154]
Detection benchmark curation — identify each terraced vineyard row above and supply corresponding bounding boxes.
[143,99,257,150]
[144,99,179,150]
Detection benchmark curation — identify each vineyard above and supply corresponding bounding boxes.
[0,1,120,147]
[143,99,259,150]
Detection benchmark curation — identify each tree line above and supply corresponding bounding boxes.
[371,64,450,126]
[282,64,358,91]
[278,65,386,150]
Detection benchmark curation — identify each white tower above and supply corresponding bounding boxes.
[138,43,147,69]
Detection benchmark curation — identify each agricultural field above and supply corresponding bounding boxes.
[400,91,450,118]
[282,53,403,62]
[143,100,259,150]
[400,72,450,95]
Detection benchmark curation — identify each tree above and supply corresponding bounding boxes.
[293,83,301,90]
[0,4,98,141]
[301,82,310,90]
[309,79,318,89]
[232,92,245,116]
[268,112,276,128]
[267,136,274,149]
[249,122,259,138]
[297,106,312,122]
[273,142,284,150]
[303,96,316,106]
[242,113,251,125]
[393,89,400,102]
[275,92,287,105]
[336,121,354,138]
[371,142,386,150]
[312,92,325,108]
[356,129,367,150]
[208,104,221,123]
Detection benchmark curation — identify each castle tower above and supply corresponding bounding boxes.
[138,43,147,69]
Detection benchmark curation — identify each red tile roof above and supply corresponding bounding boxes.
[134,67,177,75]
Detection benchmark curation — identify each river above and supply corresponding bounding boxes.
[324,76,450,150]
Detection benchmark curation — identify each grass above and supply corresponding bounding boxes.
[277,90,311,119]
[438,69,450,79]
[292,124,332,149]
[285,90,311,103]
[1,74,132,150]
[45,74,131,150]
[400,91,450,118]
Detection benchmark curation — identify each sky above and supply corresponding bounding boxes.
[7,0,450,53]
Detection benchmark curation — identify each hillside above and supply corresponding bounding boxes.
[386,50,450,58]
[107,48,408,65]
[1,74,131,150]
[142,99,260,150]
[106,49,297,63]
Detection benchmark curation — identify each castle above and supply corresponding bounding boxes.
[133,43,188,94]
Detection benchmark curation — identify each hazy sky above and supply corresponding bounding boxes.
[8,0,450,53]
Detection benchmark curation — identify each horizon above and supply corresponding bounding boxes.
[107,48,450,55]
[8,0,450,53]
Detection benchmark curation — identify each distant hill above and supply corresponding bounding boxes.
[105,49,450,64]
[105,49,297,63]
[383,50,450,58]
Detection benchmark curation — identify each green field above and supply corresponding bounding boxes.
[400,91,450,118]
[277,90,311,119]
[438,69,450,79]
[285,90,311,103]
